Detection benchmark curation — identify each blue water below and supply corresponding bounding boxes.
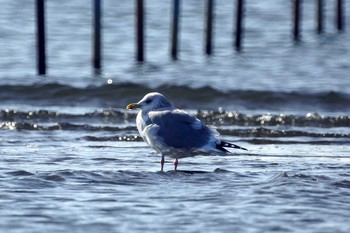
[0,0,349,232]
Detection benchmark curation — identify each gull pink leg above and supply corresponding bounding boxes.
[174,158,178,172]
[160,155,165,172]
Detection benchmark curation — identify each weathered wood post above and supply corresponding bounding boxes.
[336,0,344,31]
[293,0,301,41]
[93,0,102,72]
[170,0,180,60]
[136,0,145,61]
[316,0,324,33]
[36,0,46,75]
[234,0,244,51]
[205,0,214,55]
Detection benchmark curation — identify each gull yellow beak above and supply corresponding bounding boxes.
[126,103,140,110]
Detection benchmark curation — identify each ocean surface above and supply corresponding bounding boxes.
[0,0,350,232]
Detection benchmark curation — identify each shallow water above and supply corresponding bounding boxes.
[1,146,350,233]
[1,0,350,232]
[1,108,349,233]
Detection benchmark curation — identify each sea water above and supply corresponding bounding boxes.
[0,0,349,232]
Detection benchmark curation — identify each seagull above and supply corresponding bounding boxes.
[126,92,247,172]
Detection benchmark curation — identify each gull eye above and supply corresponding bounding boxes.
[145,99,152,104]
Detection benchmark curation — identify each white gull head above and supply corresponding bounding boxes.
[126,92,174,112]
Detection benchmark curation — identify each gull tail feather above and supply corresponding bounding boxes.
[216,140,247,153]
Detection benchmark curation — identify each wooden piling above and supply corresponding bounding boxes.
[316,0,324,33]
[136,0,144,62]
[93,0,102,72]
[205,0,214,55]
[293,0,301,41]
[170,0,180,60]
[336,0,344,31]
[234,0,244,51]
[36,0,46,75]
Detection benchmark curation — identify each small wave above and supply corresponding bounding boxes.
[1,109,349,128]
[333,180,350,189]
[5,170,34,176]
[0,122,350,138]
[247,139,350,145]
[198,111,350,127]
[83,135,142,142]
[0,109,133,123]
[220,127,350,138]
[0,83,349,111]
[265,172,335,187]
[0,121,135,131]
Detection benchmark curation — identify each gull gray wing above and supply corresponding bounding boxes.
[148,110,212,149]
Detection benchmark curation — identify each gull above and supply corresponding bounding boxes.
[126,92,247,172]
